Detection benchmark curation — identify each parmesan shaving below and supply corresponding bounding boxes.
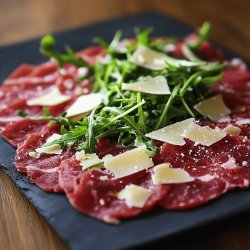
[28,151,41,159]
[182,123,226,146]
[129,46,166,70]
[27,87,70,106]
[104,146,153,178]
[122,76,171,95]
[117,184,152,208]
[145,118,194,146]
[194,95,231,121]
[79,153,101,169]
[152,163,194,184]
[223,125,241,135]
[35,133,62,155]
[236,119,250,125]
[66,93,102,121]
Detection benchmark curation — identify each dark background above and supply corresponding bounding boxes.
[0,0,249,58]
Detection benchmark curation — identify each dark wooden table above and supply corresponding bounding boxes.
[0,1,250,249]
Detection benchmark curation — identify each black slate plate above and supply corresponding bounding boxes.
[1,12,250,250]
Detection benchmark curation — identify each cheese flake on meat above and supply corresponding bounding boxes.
[75,150,86,161]
[104,146,153,178]
[35,133,62,154]
[27,87,70,106]
[75,150,102,169]
[28,151,41,159]
[194,95,231,121]
[117,184,153,208]
[223,125,241,135]
[182,123,226,146]
[145,118,194,146]
[65,93,102,121]
[122,76,171,95]
[152,163,194,184]
[79,153,101,169]
[236,119,250,125]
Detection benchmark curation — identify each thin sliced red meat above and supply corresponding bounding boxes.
[3,73,58,88]
[58,157,169,223]
[15,124,75,192]
[213,63,250,110]
[2,119,48,147]
[27,165,63,192]
[0,97,73,131]
[155,135,250,210]
[7,64,34,79]
[160,179,226,210]
[28,61,58,77]
[199,41,226,62]
[0,100,43,131]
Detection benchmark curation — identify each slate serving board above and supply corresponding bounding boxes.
[0,12,250,250]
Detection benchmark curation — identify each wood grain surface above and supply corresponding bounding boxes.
[0,1,250,250]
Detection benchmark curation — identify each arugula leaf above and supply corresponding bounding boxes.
[18,110,28,117]
[98,100,145,132]
[40,34,93,71]
[83,109,96,153]
[188,22,211,50]
[155,84,181,130]
[45,125,88,148]
[134,27,153,47]
[107,30,123,55]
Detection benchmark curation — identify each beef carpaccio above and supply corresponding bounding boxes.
[1,24,250,223]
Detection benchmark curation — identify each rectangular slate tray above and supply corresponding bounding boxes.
[1,12,250,250]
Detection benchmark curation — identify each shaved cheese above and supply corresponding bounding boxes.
[27,87,70,106]
[79,153,101,169]
[223,125,241,135]
[74,86,87,95]
[35,133,62,155]
[28,151,41,159]
[194,95,231,121]
[182,123,226,146]
[65,93,102,121]
[145,118,194,146]
[46,133,62,143]
[76,151,113,169]
[104,146,153,178]
[102,154,113,160]
[99,176,109,181]
[122,76,171,95]
[77,67,88,77]
[152,163,194,184]
[75,150,86,161]
[117,184,152,208]
[236,119,250,125]
[129,46,166,70]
